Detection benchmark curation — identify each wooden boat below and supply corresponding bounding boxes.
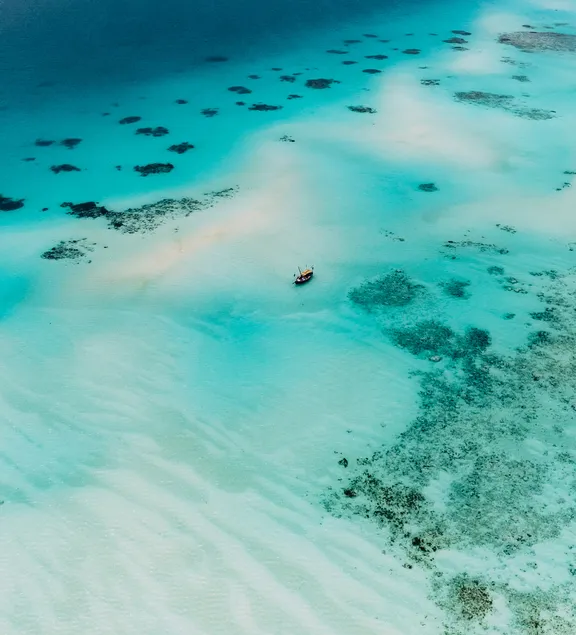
[294,266,314,285]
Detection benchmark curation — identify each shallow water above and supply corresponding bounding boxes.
[2,0,576,632]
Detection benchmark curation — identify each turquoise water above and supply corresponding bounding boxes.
[2,0,576,632]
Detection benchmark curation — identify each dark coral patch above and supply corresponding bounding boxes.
[444,37,468,44]
[236,101,245,106]
[201,108,219,117]
[344,39,362,44]
[35,139,55,147]
[135,126,169,137]
[363,33,378,38]
[349,270,425,311]
[362,68,382,74]
[41,239,94,261]
[280,75,296,82]
[205,55,228,62]
[342,60,358,65]
[168,142,195,154]
[498,31,576,52]
[403,49,421,54]
[453,29,472,35]
[326,49,348,54]
[418,182,438,191]
[305,78,340,89]
[61,201,110,219]
[22,157,36,162]
[134,163,174,176]
[0,195,24,211]
[248,74,260,79]
[51,164,81,174]
[421,79,440,86]
[248,103,283,111]
[175,99,188,104]
[348,105,377,113]
[365,54,388,60]
[440,279,471,298]
[119,116,141,124]
[228,86,252,94]
[61,138,82,149]
[287,94,303,100]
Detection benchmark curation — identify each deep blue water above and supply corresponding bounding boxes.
[0,0,424,96]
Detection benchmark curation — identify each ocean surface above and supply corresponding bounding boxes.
[2,0,576,632]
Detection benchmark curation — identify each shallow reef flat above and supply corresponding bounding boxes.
[1,0,576,633]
